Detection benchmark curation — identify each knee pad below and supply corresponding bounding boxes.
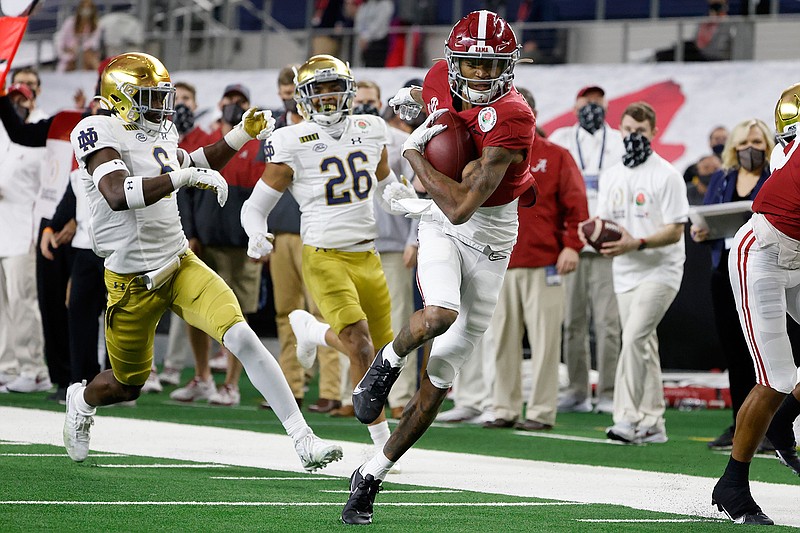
[427,358,456,389]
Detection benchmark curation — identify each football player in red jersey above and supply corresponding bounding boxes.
[712,83,800,526]
[342,10,536,525]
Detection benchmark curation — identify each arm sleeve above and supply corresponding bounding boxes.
[558,149,590,251]
[50,181,77,232]
[0,96,51,147]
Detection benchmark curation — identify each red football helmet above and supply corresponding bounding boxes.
[445,10,520,105]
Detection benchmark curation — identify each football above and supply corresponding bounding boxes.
[423,110,477,182]
[581,218,623,251]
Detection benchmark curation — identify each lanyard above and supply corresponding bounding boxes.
[575,126,606,173]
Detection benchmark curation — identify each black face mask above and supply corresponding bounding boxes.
[712,143,725,157]
[283,98,298,115]
[577,102,605,134]
[737,146,766,171]
[623,133,653,168]
[352,103,380,116]
[172,103,195,135]
[222,103,246,125]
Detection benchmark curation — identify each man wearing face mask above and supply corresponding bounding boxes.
[549,86,624,415]
[0,82,51,393]
[584,102,689,445]
[169,83,266,407]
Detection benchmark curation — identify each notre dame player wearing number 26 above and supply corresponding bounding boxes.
[65,52,343,473]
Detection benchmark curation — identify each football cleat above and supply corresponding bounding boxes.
[293,430,343,473]
[352,346,404,424]
[775,447,800,477]
[63,381,95,462]
[288,309,320,370]
[712,479,774,525]
[605,422,637,444]
[341,467,382,525]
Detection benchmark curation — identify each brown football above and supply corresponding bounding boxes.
[581,218,623,251]
[423,110,477,182]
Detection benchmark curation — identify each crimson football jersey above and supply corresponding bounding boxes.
[754,141,800,240]
[421,60,535,207]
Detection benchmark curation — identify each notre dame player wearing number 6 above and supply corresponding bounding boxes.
[241,55,417,452]
[64,52,343,473]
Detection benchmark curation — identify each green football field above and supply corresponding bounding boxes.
[1,367,798,531]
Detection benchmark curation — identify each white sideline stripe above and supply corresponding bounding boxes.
[0,441,31,445]
[3,407,799,528]
[512,432,629,445]
[0,501,587,507]
[0,453,121,457]
[95,464,229,469]
[320,490,463,494]
[576,519,725,523]
[210,476,340,480]
[711,451,780,461]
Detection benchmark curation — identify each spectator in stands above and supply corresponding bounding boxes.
[159,81,210,387]
[549,86,623,415]
[55,0,102,72]
[484,88,589,430]
[594,102,689,445]
[516,0,565,64]
[0,81,49,393]
[170,83,265,407]
[311,0,349,57]
[655,0,734,62]
[686,154,722,205]
[354,0,394,67]
[689,118,793,451]
[266,65,342,414]
[683,125,728,184]
[353,80,419,419]
[98,5,144,58]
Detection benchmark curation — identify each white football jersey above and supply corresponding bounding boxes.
[70,115,188,274]
[264,115,389,249]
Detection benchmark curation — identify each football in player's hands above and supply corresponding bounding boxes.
[580,217,623,251]
[423,110,477,182]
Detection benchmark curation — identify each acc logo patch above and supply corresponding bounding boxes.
[136,132,148,142]
[313,143,327,153]
[478,107,497,132]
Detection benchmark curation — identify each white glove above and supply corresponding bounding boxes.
[402,108,448,155]
[388,86,423,121]
[246,232,274,259]
[170,167,228,207]
[382,176,418,215]
[390,198,435,219]
[224,108,276,149]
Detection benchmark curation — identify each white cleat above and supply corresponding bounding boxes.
[289,310,320,370]
[141,370,163,394]
[294,430,343,473]
[63,380,95,462]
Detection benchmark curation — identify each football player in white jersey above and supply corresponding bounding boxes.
[240,55,417,452]
[63,52,342,473]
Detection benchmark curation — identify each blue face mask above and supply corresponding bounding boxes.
[577,102,605,134]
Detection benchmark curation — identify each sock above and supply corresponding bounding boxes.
[368,420,390,448]
[766,394,800,448]
[722,456,751,484]
[74,387,96,415]
[360,451,395,481]
[223,322,303,424]
[308,318,331,347]
[382,341,405,368]
[283,411,311,442]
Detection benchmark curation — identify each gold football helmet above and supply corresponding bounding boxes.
[775,82,800,146]
[100,52,176,134]
[293,55,355,126]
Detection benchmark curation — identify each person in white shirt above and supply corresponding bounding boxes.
[589,101,689,444]
[549,86,624,414]
[61,52,342,473]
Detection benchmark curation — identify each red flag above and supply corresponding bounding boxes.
[0,17,28,90]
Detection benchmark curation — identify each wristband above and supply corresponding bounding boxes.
[223,127,251,151]
[92,159,129,187]
[123,175,147,209]
[638,238,648,251]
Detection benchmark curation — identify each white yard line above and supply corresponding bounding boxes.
[210,476,340,480]
[512,431,630,444]
[2,406,799,527]
[0,453,121,457]
[94,463,229,468]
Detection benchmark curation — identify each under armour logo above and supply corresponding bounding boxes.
[77,127,99,152]
[530,158,547,173]
[113,281,126,290]
[125,179,134,191]
[351,137,362,144]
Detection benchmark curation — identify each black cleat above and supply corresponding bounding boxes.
[712,479,774,525]
[341,467,382,525]
[352,346,403,424]
[775,447,800,477]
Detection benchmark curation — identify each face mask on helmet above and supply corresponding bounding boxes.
[296,78,354,127]
[445,11,520,106]
[737,146,766,171]
[577,103,605,134]
[622,133,653,168]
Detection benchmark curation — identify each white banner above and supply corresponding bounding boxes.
[33,60,800,174]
